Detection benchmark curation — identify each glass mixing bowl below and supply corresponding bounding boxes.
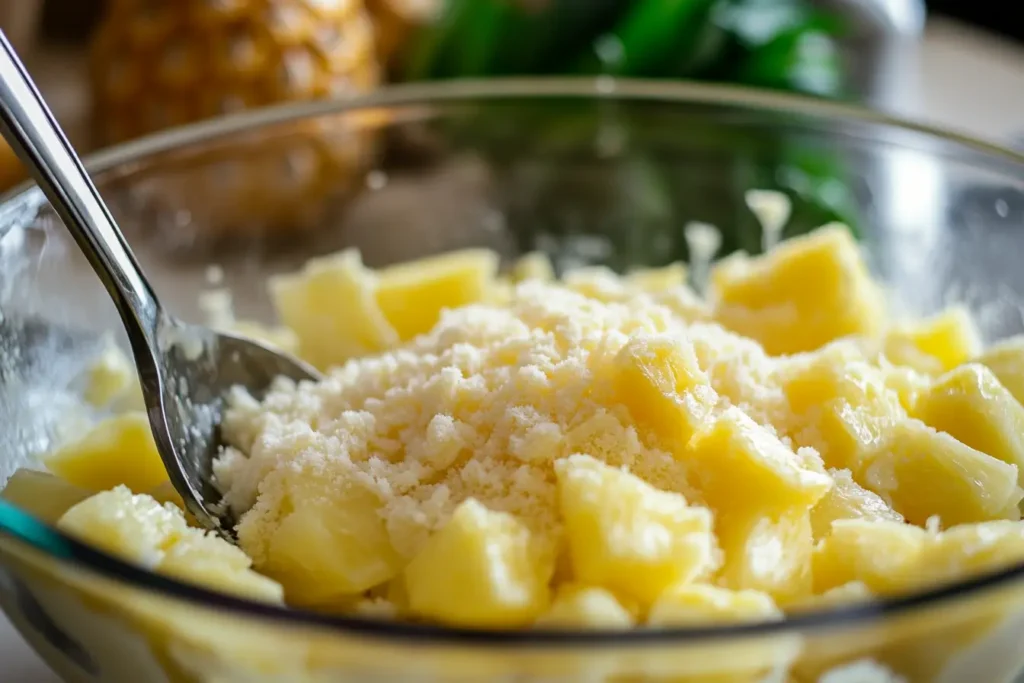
[1,80,1024,683]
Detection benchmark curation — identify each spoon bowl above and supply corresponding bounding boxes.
[0,31,320,536]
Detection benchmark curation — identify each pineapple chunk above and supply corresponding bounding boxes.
[45,412,168,494]
[512,251,555,283]
[82,343,134,407]
[686,407,832,515]
[710,224,884,355]
[914,521,1024,591]
[375,249,499,341]
[654,285,713,323]
[535,584,635,629]
[611,335,718,448]
[883,307,981,375]
[255,480,403,608]
[778,345,907,471]
[812,520,928,595]
[809,469,903,540]
[915,364,1024,486]
[716,510,814,604]
[404,499,552,628]
[58,486,186,567]
[975,336,1024,407]
[1,469,92,524]
[59,486,283,602]
[554,454,718,605]
[857,420,1022,526]
[625,262,688,293]
[647,584,781,627]
[158,532,284,603]
[881,362,930,414]
[269,248,399,370]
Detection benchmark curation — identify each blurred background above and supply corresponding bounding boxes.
[0,0,1021,196]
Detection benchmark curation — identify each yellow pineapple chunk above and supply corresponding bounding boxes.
[686,407,832,515]
[647,584,781,627]
[789,581,875,612]
[58,486,186,567]
[914,521,1024,591]
[535,584,635,629]
[812,519,928,595]
[975,336,1024,407]
[858,420,1022,526]
[255,480,403,608]
[716,510,814,603]
[269,248,399,370]
[512,251,555,283]
[778,344,907,471]
[625,262,688,293]
[611,335,718,448]
[404,499,552,628]
[158,532,284,603]
[554,454,718,605]
[915,364,1024,486]
[881,361,930,414]
[883,307,981,375]
[45,412,168,494]
[1,469,92,524]
[82,343,135,407]
[810,469,903,540]
[59,486,283,602]
[375,249,499,341]
[710,224,884,355]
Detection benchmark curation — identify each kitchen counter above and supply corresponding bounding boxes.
[3,16,1024,683]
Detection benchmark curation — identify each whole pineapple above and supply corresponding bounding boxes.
[88,0,386,247]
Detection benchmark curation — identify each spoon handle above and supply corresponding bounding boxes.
[0,31,161,337]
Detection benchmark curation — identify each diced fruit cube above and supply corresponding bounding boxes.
[883,307,981,375]
[158,532,284,603]
[1,469,92,523]
[789,581,874,612]
[535,584,635,629]
[512,251,555,283]
[58,486,186,567]
[59,486,283,602]
[710,224,884,355]
[858,420,1022,526]
[778,345,907,471]
[812,519,928,595]
[716,510,814,604]
[45,412,168,494]
[625,262,688,293]
[555,454,718,605]
[269,248,399,370]
[975,337,1024,407]
[253,479,403,608]
[564,267,632,302]
[404,499,552,628]
[82,344,134,407]
[611,335,718,448]
[881,362,930,414]
[915,364,1024,486]
[375,249,499,341]
[809,469,903,539]
[914,521,1024,591]
[647,584,781,627]
[687,407,832,515]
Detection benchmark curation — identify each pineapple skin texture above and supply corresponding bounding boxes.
[90,0,381,146]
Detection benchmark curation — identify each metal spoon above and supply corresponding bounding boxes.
[0,31,320,537]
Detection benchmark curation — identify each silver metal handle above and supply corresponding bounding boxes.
[0,30,161,340]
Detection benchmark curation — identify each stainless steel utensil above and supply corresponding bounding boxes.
[0,30,320,537]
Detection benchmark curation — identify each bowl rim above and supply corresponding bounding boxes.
[3,77,1024,647]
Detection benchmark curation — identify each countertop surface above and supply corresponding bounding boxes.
[3,16,1024,683]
